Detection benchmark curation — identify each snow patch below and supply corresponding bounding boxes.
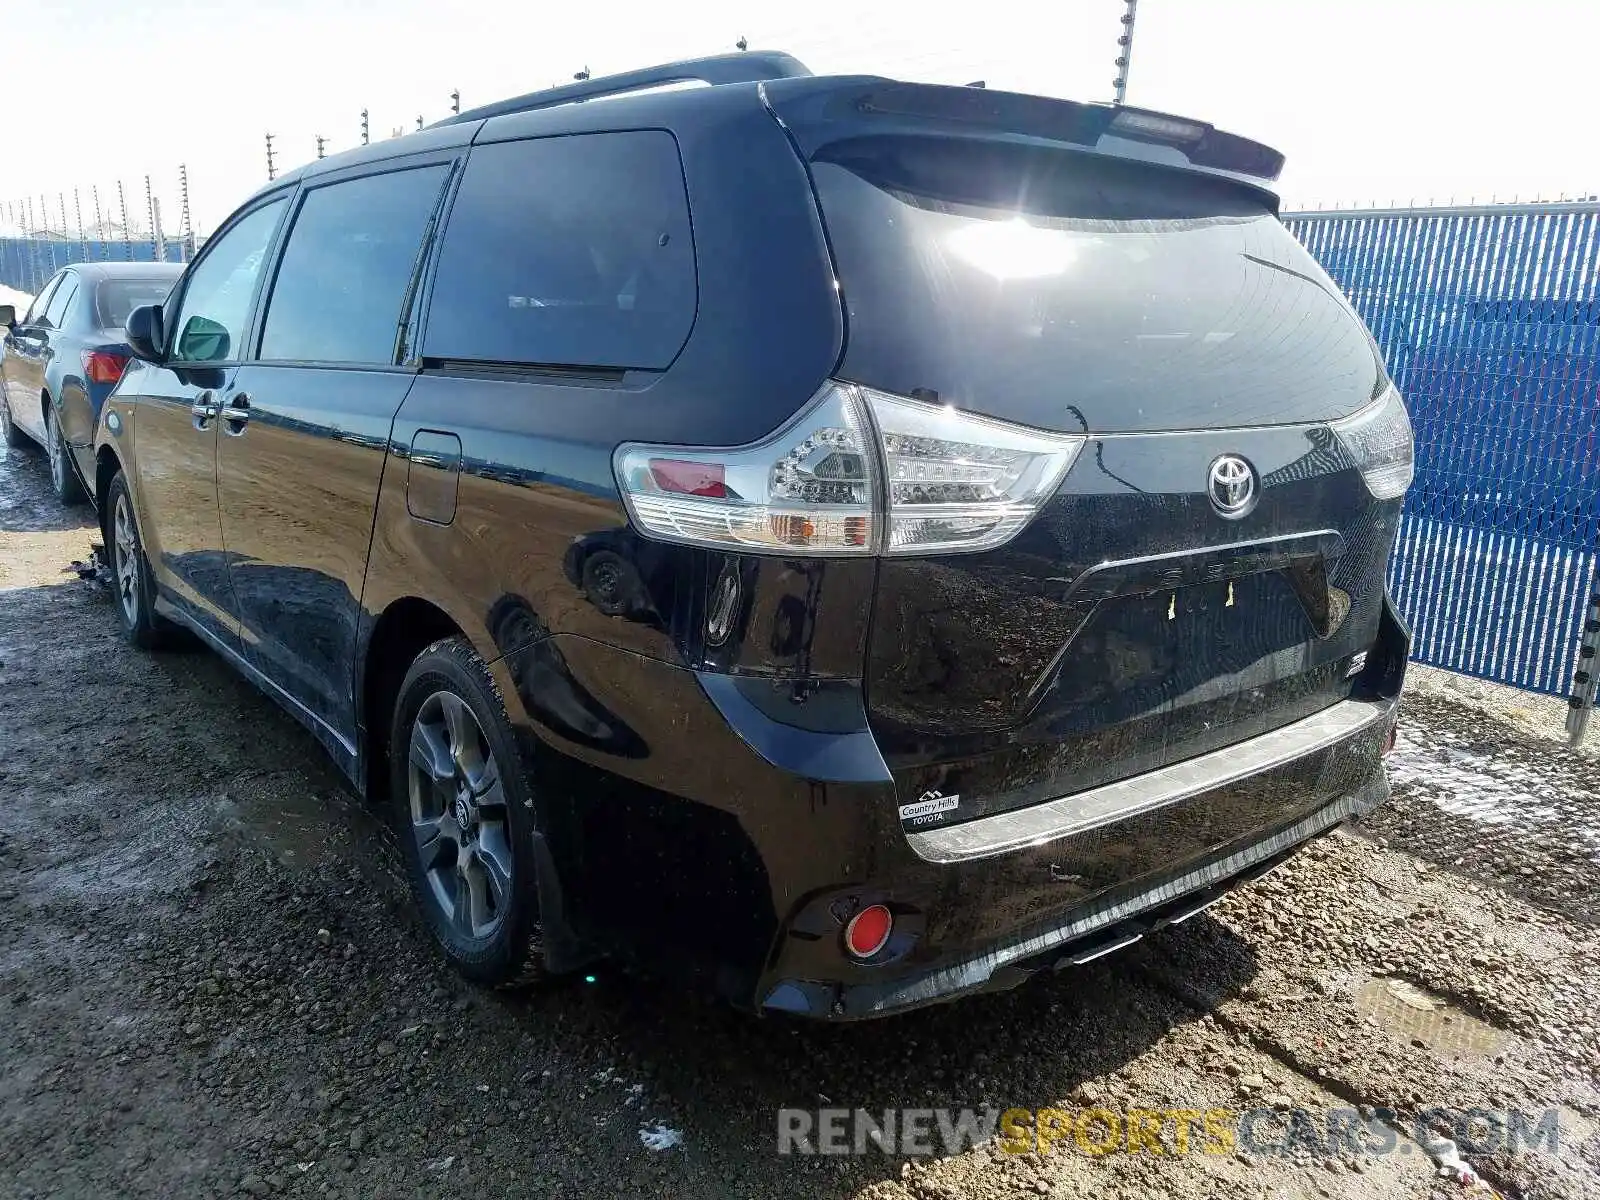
[1388,731,1600,861]
[639,1122,684,1151]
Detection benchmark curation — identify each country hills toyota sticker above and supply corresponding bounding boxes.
[899,789,960,823]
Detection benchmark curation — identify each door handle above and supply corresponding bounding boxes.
[191,391,221,429]
[223,392,251,436]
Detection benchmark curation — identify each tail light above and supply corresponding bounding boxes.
[82,350,131,385]
[1332,382,1413,500]
[613,382,1084,556]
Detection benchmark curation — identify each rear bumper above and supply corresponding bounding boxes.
[495,613,1402,1019]
[763,764,1388,1019]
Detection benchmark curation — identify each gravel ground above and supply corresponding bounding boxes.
[1,432,1598,1199]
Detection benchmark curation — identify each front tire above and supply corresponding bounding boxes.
[390,637,545,986]
[107,471,176,650]
[46,406,87,504]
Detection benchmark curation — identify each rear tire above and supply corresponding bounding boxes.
[46,406,87,505]
[0,393,24,449]
[107,471,176,650]
[390,637,546,987]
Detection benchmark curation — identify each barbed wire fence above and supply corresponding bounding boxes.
[0,15,1178,297]
[1,169,199,297]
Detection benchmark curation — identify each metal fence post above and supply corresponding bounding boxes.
[74,189,88,263]
[1571,577,1599,746]
[178,165,194,261]
[118,181,133,260]
[23,196,37,290]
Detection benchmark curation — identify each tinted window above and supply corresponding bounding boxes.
[260,165,449,365]
[96,278,177,331]
[170,199,286,363]
[23,276,61,326]
[43,278,78,329]
[810,136,1380,432]
[424,132,696,370]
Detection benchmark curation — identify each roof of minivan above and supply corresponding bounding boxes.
[248,50,1283,206]
[254,52,811,203]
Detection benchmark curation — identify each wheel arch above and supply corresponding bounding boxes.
[358,596,468,805]
[95,446,125,536]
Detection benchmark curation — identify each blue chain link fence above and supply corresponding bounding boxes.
[1286,203,1600,701]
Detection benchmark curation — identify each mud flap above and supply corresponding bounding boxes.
[530,829,599,975]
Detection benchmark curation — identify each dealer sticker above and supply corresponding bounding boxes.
[900,790,960,822]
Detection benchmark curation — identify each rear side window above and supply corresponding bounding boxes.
[424,132,696,370]
[43,277,77,329]
[260,165,450,365]
[23,276,61,325]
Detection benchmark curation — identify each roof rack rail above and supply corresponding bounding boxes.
[435,51,812,127]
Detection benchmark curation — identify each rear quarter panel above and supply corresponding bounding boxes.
[357,91,844,683]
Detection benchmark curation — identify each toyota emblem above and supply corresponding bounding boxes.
[1208,455,1257,518]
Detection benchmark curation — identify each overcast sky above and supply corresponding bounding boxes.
[5,0,1597,235]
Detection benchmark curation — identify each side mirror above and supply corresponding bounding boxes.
[125,304,166,364]
[175,314,230,364]
[0,304,16,329]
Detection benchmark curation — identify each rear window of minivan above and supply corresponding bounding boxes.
[423,131,697,371]
[810,135,1381,433]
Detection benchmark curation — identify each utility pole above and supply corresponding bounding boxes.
[1112,0,1139,105]
[361,108,370,145]
[316,134,326,159]
[450,89,460,115]
[265,132,277,181]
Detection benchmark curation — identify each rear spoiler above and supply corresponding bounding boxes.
[762,78,1285,190]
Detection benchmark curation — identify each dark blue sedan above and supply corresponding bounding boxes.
[1,261,183,504]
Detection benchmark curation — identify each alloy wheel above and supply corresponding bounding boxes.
[48,414,65,491]
[406,690,514,941]
[113,492,139,625]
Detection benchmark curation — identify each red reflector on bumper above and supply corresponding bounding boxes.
[844,904,892,958]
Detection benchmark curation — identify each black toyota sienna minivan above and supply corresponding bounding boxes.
[97,53,1411,1018]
